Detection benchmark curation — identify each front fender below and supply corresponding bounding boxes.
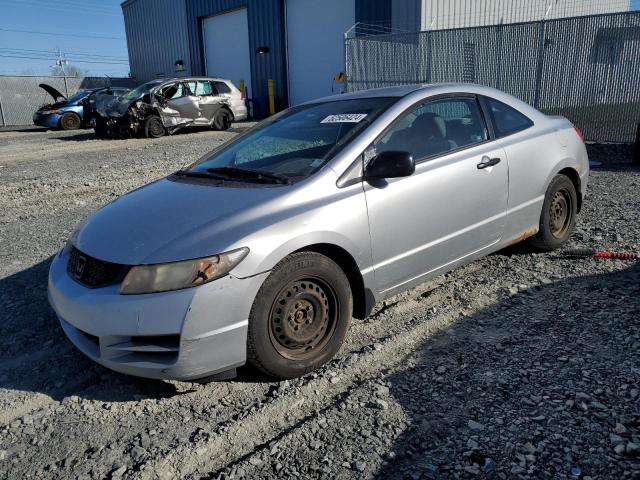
[240,230,368,278]
[60,105,84,118]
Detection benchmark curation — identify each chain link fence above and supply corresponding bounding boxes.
[0,76,138,127]
[346,11,640,143]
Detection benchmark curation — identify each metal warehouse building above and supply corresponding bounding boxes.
[121,0,629,113]
[121,0,421,112]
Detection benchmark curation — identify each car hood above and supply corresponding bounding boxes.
[39,83,66,102]
[36,100,68,111]
[74,177,291,265]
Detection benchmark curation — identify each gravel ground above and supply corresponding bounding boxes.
[0,127,638,480]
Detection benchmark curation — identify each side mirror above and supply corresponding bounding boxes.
[365,150,415,179]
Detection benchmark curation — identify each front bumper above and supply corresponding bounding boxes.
[48,250,268,380]
[33,112,62,128]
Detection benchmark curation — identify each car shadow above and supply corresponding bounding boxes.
[0,256,269,404]
[52,132,98,142]
[0,257,184,402]
[0,126,51,133]
[373,262,640,479]
[51,124,250,142]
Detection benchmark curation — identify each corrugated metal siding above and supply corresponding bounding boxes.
[122,0,191,81]
[356,0,391,28]
[186,0,288,107]
[392,0,421,32]
[420,0,630,30]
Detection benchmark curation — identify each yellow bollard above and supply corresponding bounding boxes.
[267,79,275,115]
[238,79,245,99]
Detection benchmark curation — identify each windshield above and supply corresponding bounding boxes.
[124,80,162,100]
[66,90,92,104]
[186,97,396,180]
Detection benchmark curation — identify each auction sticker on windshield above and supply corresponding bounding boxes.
[321,114,368,123]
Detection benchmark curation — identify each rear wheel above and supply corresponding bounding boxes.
[144,115,165,138]
[59,112,81,130]
[528,174,577,251]
[247,252,352,379]
[212,109,232,131]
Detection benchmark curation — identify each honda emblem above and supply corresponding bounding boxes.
[74,255,86,279]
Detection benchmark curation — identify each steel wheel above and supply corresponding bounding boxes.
[528,174,578,251]
[268,277,338,360]
[145,116,165,138]
[549,188,572,238]
[60,112,81,130]
[247,252,352,379]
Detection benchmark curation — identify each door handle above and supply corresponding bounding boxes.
[477,156,501,169]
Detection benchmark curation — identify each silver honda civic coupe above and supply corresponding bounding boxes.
[48,83,588,380]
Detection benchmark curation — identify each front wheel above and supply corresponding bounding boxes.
[93,121,109,139]
[528,174,578,251]
[144,115,165,138]
[59,112,81,130]
[247,252,352,379]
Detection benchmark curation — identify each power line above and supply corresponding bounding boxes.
[0,47,128,61]
[34,0,121,11]
[0,27,125,40]
[0,54,129,65]
[10,0,122,17]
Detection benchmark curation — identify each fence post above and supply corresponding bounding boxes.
[0,94,5,127]
[634,123,640,164]
[425,30,432,84]
[63,75,69,98]
[533,20,546,109]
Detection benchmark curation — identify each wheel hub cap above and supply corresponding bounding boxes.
[269,278,337,360]
[549,189,571,238]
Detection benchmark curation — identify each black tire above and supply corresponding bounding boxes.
[93,122,109,139]
[247,252,353,379]
[144,115,165,138]
[212,109,233,131]
[528,174,578,251]
[59,112,81,131]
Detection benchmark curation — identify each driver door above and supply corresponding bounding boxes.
[364,95,508,294]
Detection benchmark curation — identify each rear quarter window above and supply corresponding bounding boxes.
[485,97,533,138]
[214,81,232,94]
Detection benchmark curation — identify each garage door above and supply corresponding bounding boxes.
[286,0,355,105]
[203,8,252,98]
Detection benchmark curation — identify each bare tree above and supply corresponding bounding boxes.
[50,64,88,77]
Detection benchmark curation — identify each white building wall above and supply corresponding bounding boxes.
[421,0,630,30]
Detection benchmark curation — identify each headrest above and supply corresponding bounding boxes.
[413,112,446,138]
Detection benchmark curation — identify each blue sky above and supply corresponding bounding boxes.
[632,0,640,10]
[0,0,129,77]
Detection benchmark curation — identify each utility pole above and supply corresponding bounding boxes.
[55,48,67,76]
[55,48,69,97]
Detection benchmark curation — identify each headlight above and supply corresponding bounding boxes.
[41,109,60,115]
[120,248,249,295]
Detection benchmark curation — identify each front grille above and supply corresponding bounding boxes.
[67,246,129,288]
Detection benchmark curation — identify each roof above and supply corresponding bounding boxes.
[314,83,509,102]
[304,83,545,119]
[309,82,516,101]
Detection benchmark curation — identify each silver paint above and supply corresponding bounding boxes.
[49,83,588,379]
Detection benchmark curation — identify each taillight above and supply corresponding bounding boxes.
[574,126,585,142]
[240,88,246,101]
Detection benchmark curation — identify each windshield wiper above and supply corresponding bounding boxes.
[173,169,224,180]
[206,167,291,185]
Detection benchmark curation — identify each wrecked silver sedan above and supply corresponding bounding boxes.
[94,77,247,138]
